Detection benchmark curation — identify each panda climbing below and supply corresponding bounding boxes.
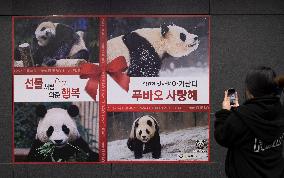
[107,24,199,77]
[33,21,89,66]
[127,115,161,159]
[27,105,99,162]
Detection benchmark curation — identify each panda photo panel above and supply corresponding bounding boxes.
[107,112,209,161]
[106,17,209,106]
[14,102,99,162]
[107,17,208,77]
[13,17,99,67]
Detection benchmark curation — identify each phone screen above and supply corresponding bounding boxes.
[227,88,236,105]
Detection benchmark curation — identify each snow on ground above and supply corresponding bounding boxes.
[159,67,209,77]
[108,126,208,161]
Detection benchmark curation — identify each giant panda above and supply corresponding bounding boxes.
[127,115,161,159]
[27,105,99,162]
[195,139,208,149]
[107,24,199,77]
[33,21,89,66]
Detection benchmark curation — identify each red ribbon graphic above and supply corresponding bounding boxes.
[80,56,130,101]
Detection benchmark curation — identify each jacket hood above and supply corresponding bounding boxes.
[234,96,284,143]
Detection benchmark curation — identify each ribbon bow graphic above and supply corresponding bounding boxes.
[80,56,130,101]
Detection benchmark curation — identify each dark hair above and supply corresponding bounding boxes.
[275,75,284,90]
[245,66,284,97]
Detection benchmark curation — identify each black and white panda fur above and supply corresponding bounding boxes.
[107,24,199,77]
[193,139,208,153]
[195,139,208,149]
[127,115,161,159]
[33,21,89,66]
[27,105,99,162]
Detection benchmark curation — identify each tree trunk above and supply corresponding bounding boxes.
[18,43,34,67]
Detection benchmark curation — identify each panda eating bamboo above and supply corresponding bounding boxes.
[27,105,99,162]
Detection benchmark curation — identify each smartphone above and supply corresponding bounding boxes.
[227,88,236,106]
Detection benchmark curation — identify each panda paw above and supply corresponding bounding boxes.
[134,151,143,159]
[152,153,161,159]
[134,155,143,159]
[43,57,57,66]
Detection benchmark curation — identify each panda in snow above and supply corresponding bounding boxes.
[107,24,199,77]
[27,105,99,162]
[33,21,89,66]
[127,115,161,159]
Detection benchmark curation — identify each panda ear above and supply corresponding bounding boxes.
[153,119,159,132]
[135,122,139,128]
[147,120,153,127]
[36,105,47,118]
[133,120,139,138]
[161,23,169,37]
[67,105,79,117]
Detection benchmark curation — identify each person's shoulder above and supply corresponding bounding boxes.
[215,109,231,119]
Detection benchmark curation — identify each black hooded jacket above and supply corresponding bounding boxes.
[215,96,284,178]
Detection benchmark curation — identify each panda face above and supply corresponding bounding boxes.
[36,106,80,148]
[195,139,207,149]
[35,21,56,47]
[45,124,69,148]
[134,116,157,143]
[163,25,199,58]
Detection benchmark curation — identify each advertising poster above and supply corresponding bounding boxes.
[13,15,210,163]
